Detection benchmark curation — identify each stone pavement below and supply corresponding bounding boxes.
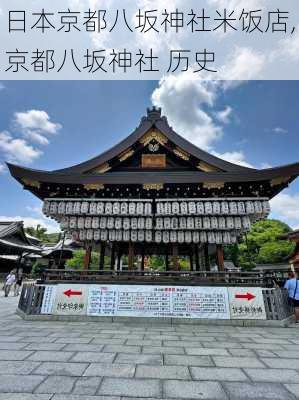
[1,295,299,399]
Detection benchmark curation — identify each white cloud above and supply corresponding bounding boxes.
[220,47,266,81]
[273,127,288,134]
[272,25,299,62]
[0,131,42,164]
[215,106,233,124]
[14,110,62,146]
[0,216,59,234]
[0,163,5,173]
[152,73,223,150]
[270,192,299,230]
[211,150,254,168]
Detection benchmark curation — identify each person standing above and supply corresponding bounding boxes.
[284,270,299,323]
[14,273,23,296]
[4,270,16,297]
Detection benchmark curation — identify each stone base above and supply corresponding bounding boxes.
[16,308,295,327]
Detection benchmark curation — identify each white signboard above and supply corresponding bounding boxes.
[87,285,230,319]
[53,284,88,316]
[228,287,267,320]
[41,285,57,314]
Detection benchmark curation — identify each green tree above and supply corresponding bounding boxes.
[25,225,61,244]
[225,219,294,270]
[65,250,100,270]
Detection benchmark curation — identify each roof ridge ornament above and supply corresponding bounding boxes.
[147,106,162,121]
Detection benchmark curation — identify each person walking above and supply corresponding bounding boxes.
[284,270,299,323]
[14,273,23,296]
[4,270,16,297]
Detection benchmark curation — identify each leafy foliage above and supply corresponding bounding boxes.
[65,250,100,270]
[31,262,46,278]
[25,225,61,244]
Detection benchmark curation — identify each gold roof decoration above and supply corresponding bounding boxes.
[270,176,290,187]
[143,183,164,191]
[118,148,134,162]
[22,178,40,189]
[92,163,111,174]
[203,182,225,190]
[84,183,105,191]
[197,161,221,172]
[139,130,168,147]
[173,147,190,161]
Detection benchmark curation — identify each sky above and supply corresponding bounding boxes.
[0,79,298,232]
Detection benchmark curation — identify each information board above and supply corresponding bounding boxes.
[87,285,230,319]
[41,285,57,314]
[53,284,88,316]
[228,287,267,320]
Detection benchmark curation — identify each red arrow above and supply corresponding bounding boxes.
[235,292,256,301]
[64,289,82,298]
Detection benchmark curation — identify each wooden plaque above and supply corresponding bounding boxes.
[142,154,166,168]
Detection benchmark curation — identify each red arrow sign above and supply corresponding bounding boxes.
[235,292,256,301]
[64,289,82,298]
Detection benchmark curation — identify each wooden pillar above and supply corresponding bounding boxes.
[195,245,200,272]
[117,248,122,271]
[83,245,92,270]
[216,245,225,272]
[128,242,134,270]
[99,242,106,270]
[189,249,194,271]
[141,248,145,272]
[204,244,210,271]
[172,245,179,271]
[110,243,116,271]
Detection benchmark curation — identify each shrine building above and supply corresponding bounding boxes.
[7,107,299,274]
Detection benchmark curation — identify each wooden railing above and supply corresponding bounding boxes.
[40,268,277,287]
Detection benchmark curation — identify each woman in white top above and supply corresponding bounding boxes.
[4,270,16,297]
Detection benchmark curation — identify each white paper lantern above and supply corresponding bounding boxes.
[109,230,116,241]
[86,229,94,240]
[115,217,122,230]
[194,217,202,229]
[179,217,187,229]
[156,217,163,230]
[60,217,69,229]
[136,202,144,215]
[85,217,92,229]
[77,217,85,229]
[79,230,86,241]
[196,202,204,214]
[221,201,229,214]
[237,202,246,214]
[185,231,192,243]
[89,202,97,215]
[229,201,238,214]
[234,217,242,229]
[112,202,120,215]
[223,232,231,244]
[172,202,180,215]
[138,230,145,242]
[138,217,145,230]
[99,217,107,229]
[123,230,130,242]
[180,202,188,214]
[155,231,162,243]
[215,232,222,244]
[144,203,152,215]
[128,202,136,215]
[58,201,66,215]
[218,217,226,229]
[145,231,152,242]
[81,201,89,214]
[242,216,251,229]
[245,201,255,214]
[115,230,123,241]
[171,217,179,229]
[226,217,234,229]
[156,202,163,215]
[200,231,207,243]
[69,216,77,229]
[49,202,58,215]
[203,217,211,229]
[164,202,171,215]
[65,202,74,215]
[96,202,105,215]
[92,217,99,229]
[192,231,200,243]
[188,201,196,214]
[211,217,218,229]
[94,230,100,241]
[208,231,216,243]
[178,231,184,243]
[145,217,153,230]
[254,200,263,214]
[123,218,130,230]
[105,202,113,214]
[131,218,138,230]
[100,230,108,241]
[162,231,170,243]
[120,202,128,215]
[164,217,171,229]
[170,231,177,243]
[42,201,50,215]
[263,200,271,214]
[212,201,221,214]
[72,231,79,241]
[187,217,195,229]
[73,202,81,214]
[204,201,212,214]
[107,217,114,229]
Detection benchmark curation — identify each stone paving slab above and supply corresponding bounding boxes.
[2,296,299,399]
